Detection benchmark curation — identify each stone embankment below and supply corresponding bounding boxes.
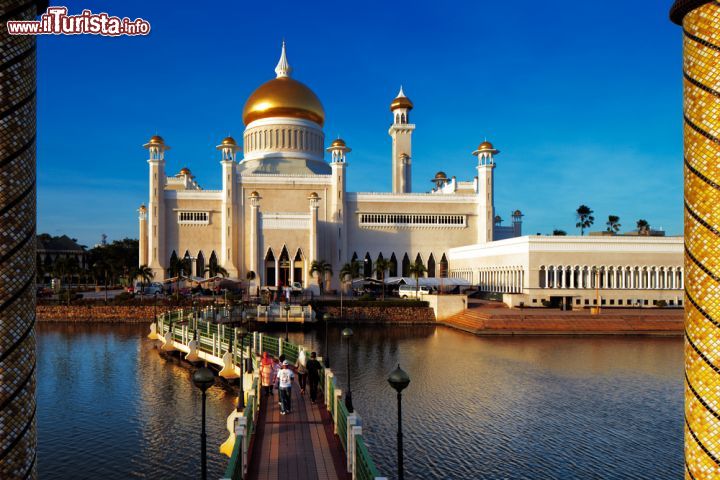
[37,305,155,322]
[319,305,435,324]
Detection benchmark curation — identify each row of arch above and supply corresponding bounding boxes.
[168,250,218,277]
[264,246,305,287]
[448,267,523,293]
[539,265,684,290]
[244,126,322,154]
[350,252,448,279]
[394,112,409,124]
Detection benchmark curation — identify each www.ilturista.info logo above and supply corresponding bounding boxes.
[7,6,151,36]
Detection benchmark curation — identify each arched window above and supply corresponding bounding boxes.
[278,246,291,287]
[364,252,372,278]
[389,253,398,277]
[196,251,205,278]
[264,249,276,286]
[427,254,436,278]
[440,254,449,278]
[401,253,410,277]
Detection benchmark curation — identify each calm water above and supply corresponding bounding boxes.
[37,323,683,479]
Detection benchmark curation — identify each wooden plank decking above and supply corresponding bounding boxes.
[248,380,350,480]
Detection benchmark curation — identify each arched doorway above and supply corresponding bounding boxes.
[278,246,291,287]
[264,249,276,286]
[389,253,398,277]
[401,253,410,277]
[427,254,436,277]
[208,251,218,277]
[440,254,448,278]
[293,249,304,287]
[364,252,372,278]
[196,251,205,278]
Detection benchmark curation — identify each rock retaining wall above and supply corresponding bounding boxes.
[319,305,435,324]
[36,305,155,322]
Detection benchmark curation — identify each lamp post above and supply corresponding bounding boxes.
[342,327,354,413]
[236,324,248,411]
[192,367,215,480]
[284,302,290,342]
[324,313,331,368]
[388,365,410,480]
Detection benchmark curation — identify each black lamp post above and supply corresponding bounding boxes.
[284,302,290,342]
[388,365,410,480]
[192,367,215,480]
[324,313,332,368]
[342,327,354,413]
[236,324,248,411]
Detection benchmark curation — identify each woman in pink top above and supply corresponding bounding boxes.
[260,352,273,397]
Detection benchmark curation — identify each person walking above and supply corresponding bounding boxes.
[259,352,273,397]
[271,356,280,403]
[306,351,322,404]
[296,349,308,395]
[277,360,294,415]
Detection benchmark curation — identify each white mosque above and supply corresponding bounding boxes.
[138,43,683,308]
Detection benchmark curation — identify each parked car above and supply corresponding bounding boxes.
[134,282,164,295]
[398,284,433,299]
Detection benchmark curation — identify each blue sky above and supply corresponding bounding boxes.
[37,0,683,246]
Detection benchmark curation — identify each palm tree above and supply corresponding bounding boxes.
[202,264,228,278]
[637,219,650,235]
[575,205,594,236]
[374,258,391,300]
[606,215,621,234]
[310,260,333,294]
[339,262,356,294]
[408,260,427,296]
[133,265,154,293]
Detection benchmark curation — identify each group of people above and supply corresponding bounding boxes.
[259,349,323,415]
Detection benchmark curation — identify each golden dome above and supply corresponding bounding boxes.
[249,191,260,197]
[179,167,191,176]
[222,136,237,146]
[149,135,164,144]
[390,86,413,111]
[434,171,447,179]
[308,192,319,199]
[477,141,495,151]
[331,138,346,147]
[242,77,325,126]
[513,209,523,216]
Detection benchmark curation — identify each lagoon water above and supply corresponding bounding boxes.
[37,323,683,479]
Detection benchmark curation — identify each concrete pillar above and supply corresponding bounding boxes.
[249,192,260,283]
[138,205,148,267]
[544,268,549,288]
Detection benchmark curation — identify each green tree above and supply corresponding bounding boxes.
[408,260,427,296]
[374,258,391,300]
[132,265,154,293]
[552,229,567,236]
[575,205,594,236]
[606,215,621,234]
[637,219,650,235]
[310,260,333,294]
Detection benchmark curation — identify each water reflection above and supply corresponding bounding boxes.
[37,323,683,479]
[286,326,683,480]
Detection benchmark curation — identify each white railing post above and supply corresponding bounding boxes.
[212,333,217,357]
[326,371,334,410]
[347,414,359,473]
[334,389,343,434]
[235,415,248,476]
[258,333,264,354]
[351,425,362,479]
[279,339,283,357]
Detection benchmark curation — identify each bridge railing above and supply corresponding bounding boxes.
[154,309,384,480]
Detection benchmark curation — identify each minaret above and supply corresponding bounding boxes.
[670,1,719,477]
[217,136,241,278]
[327,138,350,264]
[512,209,523,237]
[138,204,148,267]
[389,86,415,193]
[472,140,499,243]
[144,135,170,279]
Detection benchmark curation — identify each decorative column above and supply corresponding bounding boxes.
[0,1,45,478]
[308,192,320,267]
[217,137,241,278]
[544,268,549,288]
[553,267,558,289]
[570,267,575,289]
[249,191,260,284]
[138,205,148,267]
[671,2,720,476]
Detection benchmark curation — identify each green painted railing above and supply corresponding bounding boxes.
[337,400,349,451]
[355,435,381,480]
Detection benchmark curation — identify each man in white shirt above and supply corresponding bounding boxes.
[277,360,294,415]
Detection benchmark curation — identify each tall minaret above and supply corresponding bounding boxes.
[144,135,169,279]
[670,1,719,477]
[389,86,415,193]
[327,138,350,265]
[217,136,241,278]
[138,204,148,267]
[472,141,499,243]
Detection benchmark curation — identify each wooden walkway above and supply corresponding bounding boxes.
[248,380,350,480]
